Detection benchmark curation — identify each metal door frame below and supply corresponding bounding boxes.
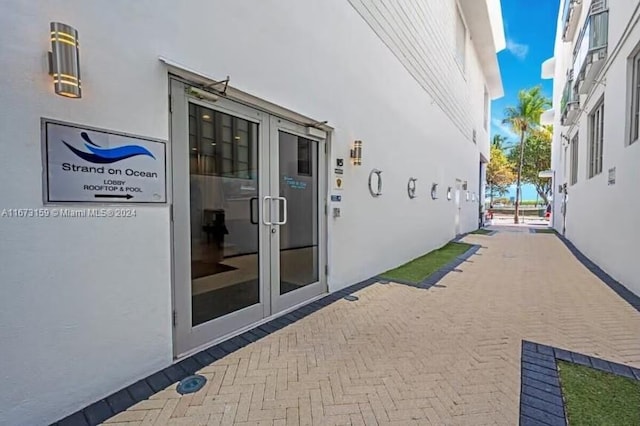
[170,79,271,357]
[268,116,327,315]
[170,79,328,358]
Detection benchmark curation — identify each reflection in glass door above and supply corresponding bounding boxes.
[172,80,326,357]
[188,103,260,326]
[277,131,319,295]
[171,79,270,357]
[269,117,326,314]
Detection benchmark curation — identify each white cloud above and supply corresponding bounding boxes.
[506,39,529,60]
[491,118,519,140]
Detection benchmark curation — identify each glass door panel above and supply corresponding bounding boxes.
[188,103,260,326]
[269,117,326,314]
[171,79,269,357]
[277,131,319,295]
[172,80,326,357]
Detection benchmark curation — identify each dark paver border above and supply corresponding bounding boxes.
[555,234,640,313]
[53,242,481,425]
[54,277,378,426]
[520,340,640,426]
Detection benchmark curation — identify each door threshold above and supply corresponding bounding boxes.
[174,292,327,360]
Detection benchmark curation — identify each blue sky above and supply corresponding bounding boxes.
[490,0,560,200]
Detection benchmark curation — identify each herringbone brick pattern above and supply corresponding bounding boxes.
[105,229,640,425]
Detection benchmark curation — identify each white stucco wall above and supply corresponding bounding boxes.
[550,0,640,296]
[0,1,501,424]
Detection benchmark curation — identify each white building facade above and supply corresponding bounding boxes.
[0,1,505,424]
[543,0,640,297]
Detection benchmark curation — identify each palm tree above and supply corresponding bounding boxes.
[502,86,551,224]
[491,134,507,150]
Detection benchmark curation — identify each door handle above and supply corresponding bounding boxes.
[249,197,258,225]
[262,196,273,225]
[273,197,287,225]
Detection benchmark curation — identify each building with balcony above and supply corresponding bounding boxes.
[542,0,640,297]
[0,1,505,424]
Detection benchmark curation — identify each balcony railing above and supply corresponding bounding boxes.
[562,0,582,41]
[573,0,609,94]
[561,75,579,126]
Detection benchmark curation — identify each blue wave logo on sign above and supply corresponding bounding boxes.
[62,132,155,164]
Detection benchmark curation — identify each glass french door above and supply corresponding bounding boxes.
[171,80,325,357]
[268,117,326,314]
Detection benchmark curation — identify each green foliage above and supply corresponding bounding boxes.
[491,134,507,150]
[500,86,552,221]
[502,86,550,136]
[471,228,492,235]
[507,125,552,204]
[486,145,515,199]
[380,242,473,284]
[558,361,640,425]
[534,228,557,233]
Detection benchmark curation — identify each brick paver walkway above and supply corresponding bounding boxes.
[105,229,640,425]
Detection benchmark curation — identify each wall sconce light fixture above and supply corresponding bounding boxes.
[431,183,438,200]
[447,187,452,200]
[466,191,470,201]
[350,140,362,166]
[49,22,81,98]
[407,177,417,199]
[472,192,476,202]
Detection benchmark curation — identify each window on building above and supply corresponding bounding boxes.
[630,50,640,145]
[570,133,579,186]
[483,86,489,130]
[588,100,604,178]
[455,6,466,70]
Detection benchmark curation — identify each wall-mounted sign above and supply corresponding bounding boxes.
[608,167,616,186]
[334,177,344,190]
[334,168,344,175]
[43,120,167,203]
[331,195,342,202]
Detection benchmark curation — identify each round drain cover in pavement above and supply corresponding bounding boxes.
[177,374,207,395]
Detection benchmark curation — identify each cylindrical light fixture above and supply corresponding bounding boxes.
[49,22,81,98]
[350,140,362,166]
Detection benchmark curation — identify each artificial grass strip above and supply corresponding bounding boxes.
[380,242,473,284]
[558,361,640,426]
[471,228,492,235]
[535,228,557,234]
